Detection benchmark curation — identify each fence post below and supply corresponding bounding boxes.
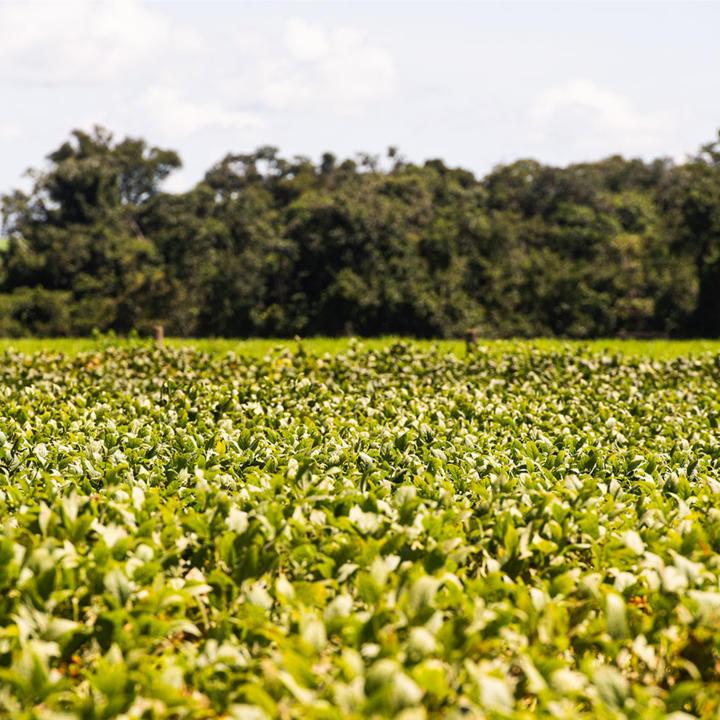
[465,327,479,351]
[153,324,165,348]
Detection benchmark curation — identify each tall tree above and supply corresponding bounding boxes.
[1,127,180,333]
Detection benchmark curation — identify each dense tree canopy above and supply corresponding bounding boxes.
[1,126,719,337]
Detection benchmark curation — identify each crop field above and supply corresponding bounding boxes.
[1,342,720,718]
[2,337,720,359]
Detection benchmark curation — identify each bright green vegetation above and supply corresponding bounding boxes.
[1,336,720,359]
[174,338,720,360]
[1,344,720,718]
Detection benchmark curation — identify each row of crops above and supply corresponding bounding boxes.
[1,343,719,718]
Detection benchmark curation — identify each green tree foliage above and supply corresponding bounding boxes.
[1,127,719,337]
[658,132,720,335]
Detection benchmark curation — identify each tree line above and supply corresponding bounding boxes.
[1,127,719,338]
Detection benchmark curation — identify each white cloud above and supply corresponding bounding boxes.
[0,0,201,84]
[533,80,666,133]
[142,87,263,138]
[161,169,194,194]
[0,4,395,150]
[529,79,672,157]
[258,19,397,113]
[285,18,330,62]
[0,122,22,141]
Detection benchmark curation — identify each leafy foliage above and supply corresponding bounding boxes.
[2,128,720,337]
[1,342,720,717]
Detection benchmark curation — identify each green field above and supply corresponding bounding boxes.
[1,342,720,717]
[2,336,720,359]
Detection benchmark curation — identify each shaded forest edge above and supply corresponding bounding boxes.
[1,127,719,339]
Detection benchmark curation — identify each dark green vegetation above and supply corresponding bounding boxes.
[2,343,720,718]
[2,128,720,339]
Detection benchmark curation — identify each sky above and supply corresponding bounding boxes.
[0,0,719,194]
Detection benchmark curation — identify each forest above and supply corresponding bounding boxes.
[1,127,719,338]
